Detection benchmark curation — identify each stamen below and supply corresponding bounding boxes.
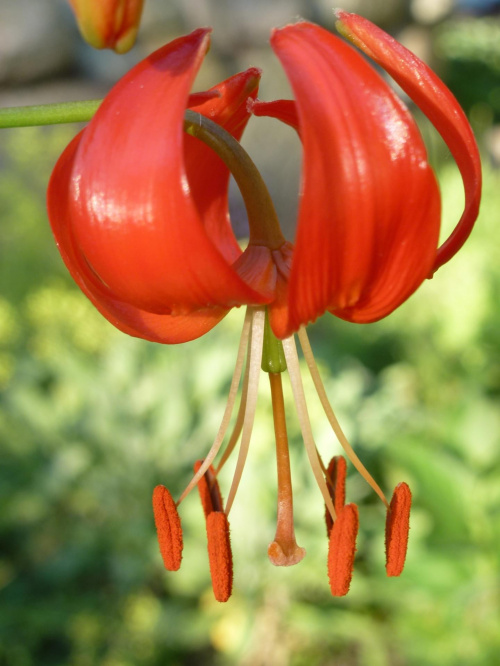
[224,307,266,515]
[152,485,183,571]
[214,336,251,475]
[194,460,223,517]
[176,308,252,506]
[281,335,337,521]
[324,455,347,536]
[297,328,389,509]
[267,372,306,566]
[206,511,233,602]
[328,503,359,597]
[385,482,412,577]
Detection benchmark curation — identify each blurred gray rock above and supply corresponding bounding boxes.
[0,0,75,84]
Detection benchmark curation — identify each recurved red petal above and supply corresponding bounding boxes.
[334,10,481,274]
[250,99,299,133]
[266,22,442,337]
[48,131,229,343]
[62,30,270,319]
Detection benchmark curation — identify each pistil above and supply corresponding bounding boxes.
[268,372,306,566]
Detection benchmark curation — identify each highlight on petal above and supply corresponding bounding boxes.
[385,482,412,577]
[328,503,359,597]
[334,9,481,274]
[68,30,266,313]
[262,21,443,337]
[324,455,347,536]
[152,485,183,571]
[206,512,234,602]
[68,0,144,53]
[48,131,229,344]
[48,32,272,343]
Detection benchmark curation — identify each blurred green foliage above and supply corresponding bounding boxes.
[1,85,500,666]
[436,17,500,123]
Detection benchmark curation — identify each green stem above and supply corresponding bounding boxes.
[184,110,284,250]
[0,100,285,251]
[0,100,102,127]
[261,308,287,374]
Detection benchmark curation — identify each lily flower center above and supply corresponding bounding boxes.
[152,306,411,601]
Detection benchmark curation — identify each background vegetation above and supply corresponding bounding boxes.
[1,1,499,664]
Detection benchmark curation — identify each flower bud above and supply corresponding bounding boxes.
[68,0,144,53]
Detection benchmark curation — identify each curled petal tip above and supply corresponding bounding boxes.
[333,9,354,37]
[183,27,213,53]
[192,26,213,39]
[242,66,263,86]
[331,9,481,274]
[270,18,308,41]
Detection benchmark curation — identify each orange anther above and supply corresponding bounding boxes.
[206,511,233,602]
[385,482,412,577]
[324,455,347,535]
[152,485,183,571]
[327,503,359,596]
[194,460,223,517]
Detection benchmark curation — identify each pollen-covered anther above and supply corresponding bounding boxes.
[152,485,183,571]
[193,461,234,601]
[385,482,412,577]
[194,459,223,516]
[328,503,359,596]
[206,511,234,602]
[324,455,347,536]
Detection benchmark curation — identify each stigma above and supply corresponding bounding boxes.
[153,307,412,601]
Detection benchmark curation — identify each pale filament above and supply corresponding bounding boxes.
[297,327,389,509]
[214,331,251,475]
[281,335,337,521]
[176,308,253,507]
[224,307,266,515]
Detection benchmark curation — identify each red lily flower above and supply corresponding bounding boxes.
[68,0,144,53]
[47,13,481,600]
